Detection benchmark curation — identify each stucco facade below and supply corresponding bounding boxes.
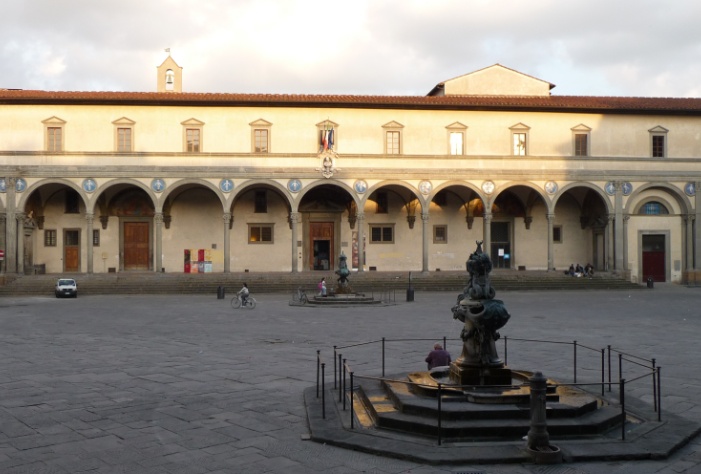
[1,60,701,283]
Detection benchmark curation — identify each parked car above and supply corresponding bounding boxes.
[55,278,77,298]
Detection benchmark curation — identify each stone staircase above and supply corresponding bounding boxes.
[0,270,642,297]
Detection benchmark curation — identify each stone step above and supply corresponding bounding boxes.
[0,271,642,296]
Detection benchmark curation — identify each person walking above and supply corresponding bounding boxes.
[317,277,327,296]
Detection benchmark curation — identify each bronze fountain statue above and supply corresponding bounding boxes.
[450,241,512,385]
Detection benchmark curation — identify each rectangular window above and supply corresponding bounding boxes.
[186,128,201,152]
[574,133,588,156]
[249,224,273,243]
[513,133,527,155]
[117,128,132,152]
[652,135,665,158]
[433,225,447,243]
[375,192,388,214]
[386,131,401,155]
[47,127,63,152]
[65,189,80,214]
[449,132,464,155]
[254,129,269,153]
[93,229,100,246]
[553,226,562,243]
[370,225,394,243]
[254,191,267,213]
[44,229,57,247]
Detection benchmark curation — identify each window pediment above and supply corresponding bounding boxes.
[316,120,339,128]
[649,125,668,133]
[509,122,530,131]
[112,117,136,126]
[181,118,205,126]
[382,121,404,129]
[249,119,272,127]
[42,116,66,125]
[571,123,591,132]
[446,121,468,130]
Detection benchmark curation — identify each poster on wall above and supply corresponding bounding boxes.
[351,231,366,270]
[184,248,213,273]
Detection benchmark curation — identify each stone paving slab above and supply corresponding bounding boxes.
[0,285,700,473]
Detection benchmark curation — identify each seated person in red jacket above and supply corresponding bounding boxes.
[425,343,451,370]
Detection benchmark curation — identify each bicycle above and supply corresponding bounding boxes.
[294,287,309,305]
[231,294,257,309]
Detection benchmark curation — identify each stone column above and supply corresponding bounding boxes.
[85,213,94,274]
[421,212,429,273]
[546,213,554,271]
[356,212,365,272]
[0,215,5,274]
[289,212,299,273]
[695,182,701,270]
[614,181,624,271]
[15,212,25,275]
[483,211,492,258]
[223,213,231,273]
[685,214,694,274]
[154,212,163,272]
[623,214,630,274]
[5,178,17,273]
[606,215,614,272]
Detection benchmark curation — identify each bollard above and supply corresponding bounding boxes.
[526,372,562,464]
[216,285,225,299]
[406,271,414,302]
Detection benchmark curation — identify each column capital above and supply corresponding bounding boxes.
[154,212,164,224]
[421,212,430,222]
[545,213,555,221]
[356,212,365,221]
[84,212,94,223]
[223,212,232,225]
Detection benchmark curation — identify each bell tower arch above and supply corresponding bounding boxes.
[157,52,183,92]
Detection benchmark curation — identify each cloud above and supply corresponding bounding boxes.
[2,0,701,97]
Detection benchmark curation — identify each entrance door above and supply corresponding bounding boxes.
[490,222,511,269]
[310,222,334,270]
[63,229,80,272]
[642,234,666,282]
[124,222,150,270]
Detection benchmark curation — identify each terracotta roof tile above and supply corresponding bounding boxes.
[1,89,701,114]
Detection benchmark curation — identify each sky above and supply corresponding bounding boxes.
[3,0,701,98]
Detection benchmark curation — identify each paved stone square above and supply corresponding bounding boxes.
[0,285,700,473]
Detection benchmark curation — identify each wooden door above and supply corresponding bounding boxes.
[643,251,666,282]
[124,222,150,270]
[63,229,80,272]
[309,222,334,270]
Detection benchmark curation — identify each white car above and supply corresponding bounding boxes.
[55,278,77,298]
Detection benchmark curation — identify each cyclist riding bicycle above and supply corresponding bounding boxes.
[238,283,249,306]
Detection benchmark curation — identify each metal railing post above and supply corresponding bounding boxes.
[657,366,662,422]
[504,336,508,366]
[350,372,355,429]
[601,348,605,396]
[652,358,657,412]
[573,340,577,383]
[620,378,626,440]
[342,358,347,409]
[316,350,321,398]
[338,353,343,401]
[608,344,611,392]
[437,383,442,446]
[321,363,326,419]
[333,346,337,389]
[618,353,623,383]
[382,337,386,377]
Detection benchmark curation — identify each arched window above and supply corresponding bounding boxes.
[165,69,174,91]
[639,201,669,215]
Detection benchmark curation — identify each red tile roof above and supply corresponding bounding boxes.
[1,89,701,115]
